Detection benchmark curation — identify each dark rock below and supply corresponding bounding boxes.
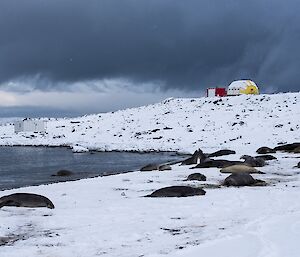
[223,173,256,186]
[240,155,266,167]
[297,162,300,168]
[186,173,206,181]
[208,149,236,157]
[254,155,277,160]
[256,147,276,154]
[273,143,300,152]
[146,186,206,197]
[0,193,55,209]
[52,169,74,177]
[140,163,159,171]
[181,149,208,165]
[158,164,172,171]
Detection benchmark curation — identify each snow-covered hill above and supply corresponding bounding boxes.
[0,92,299,153]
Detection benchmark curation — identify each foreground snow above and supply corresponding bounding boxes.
[0,150,300,257]
[0,92,300,153]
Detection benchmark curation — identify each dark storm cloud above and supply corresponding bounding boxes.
[0,0,299,92]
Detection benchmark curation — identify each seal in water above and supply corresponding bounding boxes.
[0,193,55,209]
[146,186,206,197]
[223,173,256,186]
[51,169,74,176]
[220,164,263,174]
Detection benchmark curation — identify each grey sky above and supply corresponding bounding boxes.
[0,0,299,117]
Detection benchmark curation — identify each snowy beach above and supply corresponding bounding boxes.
[0,92,300,256]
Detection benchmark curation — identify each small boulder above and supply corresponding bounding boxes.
[220,164,263,174]
[186,173,206,181]
[146,186,206,197]
[52,169,74,176]
[223,173,256,187]
[256,147,275,154]
[158,164,172,171]
[297,162,300,168]
[140,164,159,171]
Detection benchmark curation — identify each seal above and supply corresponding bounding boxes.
[192,159,243,169]
[223,173,256,186]
[158,164,172,171]
[240,155,266,167]
[0,193,55,209]
[181,149,208,165]
[208,149,236,157]
[51,169,74,176]
[254,154,277,161]
[273,143,300,152]
[186,173,206,181]
[146,186,206,197]
[220,164,263,174]
[140,163,159,171]
[256,147,275,154]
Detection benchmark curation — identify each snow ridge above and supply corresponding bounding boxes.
[0,92,299,153]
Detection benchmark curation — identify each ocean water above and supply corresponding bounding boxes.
[0,146,182,190]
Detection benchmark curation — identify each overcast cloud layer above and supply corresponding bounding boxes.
[1,0,300,92]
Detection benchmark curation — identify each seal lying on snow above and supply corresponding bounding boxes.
[181,149,209,165]
[220,164,263,174]
[146,186,206,197]
[208,149,236,157]
[223,173,256,186]
[186,173,206,181]
[273,142,300,152]
[0,193,55,209]
[240,155,266,167]
[192,159,243,169]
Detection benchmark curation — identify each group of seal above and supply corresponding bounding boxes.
[0,193,55,209]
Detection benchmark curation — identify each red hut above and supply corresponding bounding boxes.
[206,87,227,97]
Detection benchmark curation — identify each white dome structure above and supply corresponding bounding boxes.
[227,80,259,96]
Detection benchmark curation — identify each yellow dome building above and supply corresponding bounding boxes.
[227,80,259,96]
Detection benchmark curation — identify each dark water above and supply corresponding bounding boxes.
[0,147,183,190]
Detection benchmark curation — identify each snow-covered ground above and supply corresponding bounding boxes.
[1,92,299,153]
[1,92,300,256]
[0,151,299,257]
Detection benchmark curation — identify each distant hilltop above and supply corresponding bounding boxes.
[0,92,299,153]
[206,80,259,97]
